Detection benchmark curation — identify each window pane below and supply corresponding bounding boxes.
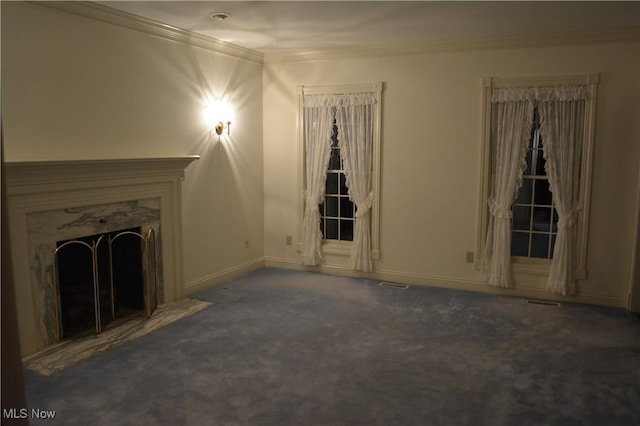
[534,150,546,176]
[331,123,339,147]
[515,179,533,205]
[531,233,550,258]
[340,220,354,241]
[533,179,552,205]
[551,209,559,232]
[550,234,557,258]
[528,128,537,150]
[340,197,354,218]
[512,206,531,231]
[511,232,529,257]
[532,207,552,232]
[319,218,325,236]
[326,173,338,195]
[325,219,338,240]
[318,202,325,216]
[530,119,541,147]
[524,150,533,176]
[339,173,349,195]
[326,196,338,217]
[322,124,354,242]
[328,148,341,170]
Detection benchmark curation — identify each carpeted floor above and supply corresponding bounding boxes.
[23,268,640,425]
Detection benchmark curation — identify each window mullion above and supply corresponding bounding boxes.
[528,178,535,257]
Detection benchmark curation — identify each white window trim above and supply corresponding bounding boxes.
[475,74,599,280]
[296,82,383,261]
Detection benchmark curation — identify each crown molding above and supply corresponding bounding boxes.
[32,1,264,64]
[264,27,640,64]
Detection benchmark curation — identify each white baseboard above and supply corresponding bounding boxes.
[184,258,266,295]
[264,256,627,308]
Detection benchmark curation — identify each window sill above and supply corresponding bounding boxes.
[295,241,381,260]
[511,256,551,276]
[476,256,552,275]
[476,256,587,279]
[321,240,352,256]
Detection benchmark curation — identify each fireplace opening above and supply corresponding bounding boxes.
[53,227,157,340]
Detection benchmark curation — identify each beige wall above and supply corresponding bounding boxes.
[1,2,265,292]
[263,42,640,306]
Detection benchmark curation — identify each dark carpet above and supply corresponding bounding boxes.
[23,268,640,425]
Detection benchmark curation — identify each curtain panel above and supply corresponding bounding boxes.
[539,97,586,295]
[301,101,334,266]
[336,99,375,272]
[484,95,534,288]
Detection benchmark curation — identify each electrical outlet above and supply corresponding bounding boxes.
[286,235,293,246]
[244,238,250,248]
[466,252,474,263]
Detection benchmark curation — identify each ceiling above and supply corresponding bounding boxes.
[96,1,640,54]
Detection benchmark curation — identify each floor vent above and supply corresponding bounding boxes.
[379,282,409,290]
[525,299,561,307]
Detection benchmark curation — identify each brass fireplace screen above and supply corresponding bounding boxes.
[52,228,158,341]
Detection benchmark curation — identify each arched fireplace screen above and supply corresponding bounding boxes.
[52,227,157,341]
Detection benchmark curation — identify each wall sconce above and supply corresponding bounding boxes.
[203,99,233,141]
[215,120,231,137]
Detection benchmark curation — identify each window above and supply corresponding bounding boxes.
[319,122,355,242]
[298,82,383,266]
[476,74,598,283]
[511,107,559,259]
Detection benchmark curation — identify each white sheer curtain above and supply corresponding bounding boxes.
[538,86,587,295]
[484,88,534,287]
[335,93,377,272]
[301,96,334,265]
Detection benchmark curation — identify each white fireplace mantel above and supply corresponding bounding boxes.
[6,156,200,194]
[5,156,199,357]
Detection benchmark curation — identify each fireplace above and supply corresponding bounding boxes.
[5,156,198,356]
[53,226,157,340]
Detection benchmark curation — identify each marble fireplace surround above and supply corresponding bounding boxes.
[5,156,199,357]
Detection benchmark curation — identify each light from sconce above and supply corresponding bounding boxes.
[203,99,233,140]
